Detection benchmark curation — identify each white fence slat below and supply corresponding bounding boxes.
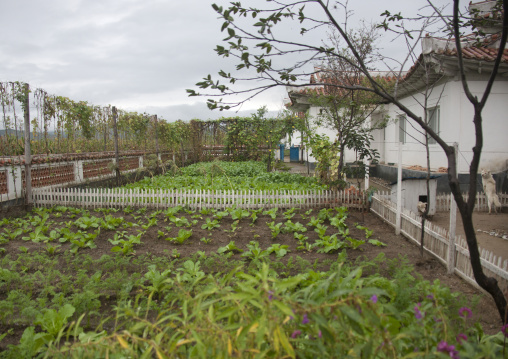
[370,192,508,293]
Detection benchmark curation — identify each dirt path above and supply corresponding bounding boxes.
[429,210,508,264]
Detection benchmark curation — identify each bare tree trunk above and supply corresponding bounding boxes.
[447,108,507,323]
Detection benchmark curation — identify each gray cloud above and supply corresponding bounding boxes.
[0,0,451,122]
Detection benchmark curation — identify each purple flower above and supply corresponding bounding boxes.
[268,291,274,301]
[414,303,423,320]
[318,330,322,338]
[370,295,378,303]
[502,324,508,338]
[456,333,467,344]
[426,294,434,300]
[302,313,310,325]
[437,341,459,359]
[459,307,472,319]
[290,330,301,338]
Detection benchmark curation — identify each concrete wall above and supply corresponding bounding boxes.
[372,163,508,194]
[0,154,149,203]
[390,178,437,215]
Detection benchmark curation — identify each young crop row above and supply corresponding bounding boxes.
[0,205,506,357]
[1,205,374,257]
[123,160,326,191]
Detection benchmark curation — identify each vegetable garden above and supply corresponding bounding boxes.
[2,201,507,358]
[1,83,507,357]
[0,160,506,357]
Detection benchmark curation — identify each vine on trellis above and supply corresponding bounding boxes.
[0,82,302,168]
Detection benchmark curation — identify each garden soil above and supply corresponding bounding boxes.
[1,207,504,340]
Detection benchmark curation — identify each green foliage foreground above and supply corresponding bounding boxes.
[1,249,506,358]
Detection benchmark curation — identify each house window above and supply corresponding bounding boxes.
[398,114,406,144]
[426,106,440,144]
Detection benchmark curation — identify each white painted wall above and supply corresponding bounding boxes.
[380,78,508,173]
[296,105,367,165]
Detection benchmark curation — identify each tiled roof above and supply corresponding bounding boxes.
[441,46,508,62]
[287,38,508,101]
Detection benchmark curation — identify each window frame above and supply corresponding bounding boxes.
[398,114,406,144]
[426,106,440,145]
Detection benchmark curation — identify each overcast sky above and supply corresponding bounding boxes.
[0,0,451,122]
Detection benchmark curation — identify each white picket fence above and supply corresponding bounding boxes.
[435,192,508,212]
[31,185,508,291]
[32,187,367,211]
[371,192,508,292]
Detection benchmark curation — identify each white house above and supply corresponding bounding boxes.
[286,1,508,192]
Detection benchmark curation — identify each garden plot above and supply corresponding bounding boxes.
[0,204,506,357]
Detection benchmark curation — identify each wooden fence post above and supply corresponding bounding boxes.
[23,83,32,207]
[395,145,402,235]
[112,106,120,187]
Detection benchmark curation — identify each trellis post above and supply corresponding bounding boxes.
[23,83,33,207]
[112,106,121,187]
[153,114,160,172]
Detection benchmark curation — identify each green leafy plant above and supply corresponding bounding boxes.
[330,215,347,231]
[22,227,49,243]
[263,207,278,220]
[164,206,183,218]
[214,210,229,220]
[224,220,240,234]
[283,220,307,234]
[143,265,173,299]
[101,215,125,230]
[267,221,283,239]
[313,234,346,253]
[109,231,143,256]
[44,243,61,255]
[317,208,334,221]
[301,208,313,219]
[177,260,205,283]
[368,239,387,247]
[200,208,216,216]
[169,216,193,228]
[141,217,158,230]
[307,216,324,228]
[167,229,193,244]
[283,207,296,220]
[313,223,328,237]
[200,236,212,244]
[356,223,374,239]
[241,241,269,261]
[201,218,221,230]
[230,208,250,221]
[346,236,365,250]
[217,241,243,254]
[2,228,22,241]
[123,206,134,214]
[267,243,290,258]
[70,230,100,254]
[34,303,75,338]
[250,208,263,225]
[48,230,61,242]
